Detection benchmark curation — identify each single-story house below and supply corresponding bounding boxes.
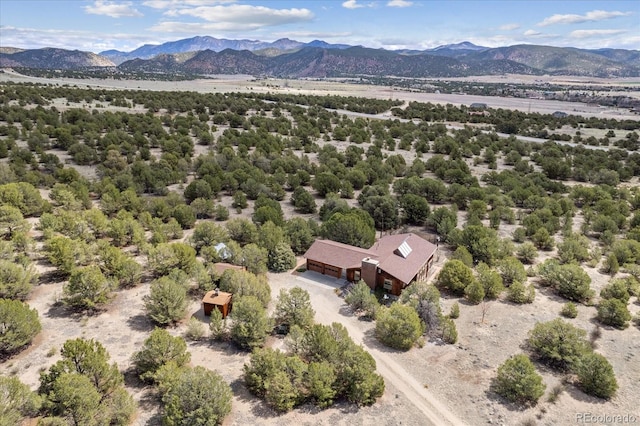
[202,289,233,318]
[303,233,437,296]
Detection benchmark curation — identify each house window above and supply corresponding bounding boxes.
[383,279,393,291]
[354,270,361,282]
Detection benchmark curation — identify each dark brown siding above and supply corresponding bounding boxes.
[203,302,232,318]
[306,260,342,278]
[375,271,405,296]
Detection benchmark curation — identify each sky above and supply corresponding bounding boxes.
[0,0,638,53]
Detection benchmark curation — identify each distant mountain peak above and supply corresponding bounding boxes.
[432,41,487,51]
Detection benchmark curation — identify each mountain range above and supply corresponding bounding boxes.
[1,36,639,78]
[99,36,352,65]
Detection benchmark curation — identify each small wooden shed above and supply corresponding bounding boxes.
[202,289,233,318]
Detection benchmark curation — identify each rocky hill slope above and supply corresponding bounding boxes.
[0,48,114,69]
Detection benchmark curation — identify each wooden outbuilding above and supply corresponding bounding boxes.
[202,289,233,318]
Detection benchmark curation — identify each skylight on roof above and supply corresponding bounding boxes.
[395,241,412,259]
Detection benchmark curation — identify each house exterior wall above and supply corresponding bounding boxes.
[375,270,406,296]
[361,258,379,290]
[414,256,433,283]
[346,268,361,283]
[203,302,232,318]
[373,257,432,296]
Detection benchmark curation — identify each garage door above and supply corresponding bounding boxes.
[324,265,341,278]
[307,260,324,273]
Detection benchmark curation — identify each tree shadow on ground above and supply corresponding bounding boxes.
[534,284,571,303]
[230,377,363,419]
[457,298,479,307]
[188,308,208,323]
[229,377,283,420]
[483,384,534,413]
[37,268,65,285]
[564,381,608,404]
[361,328,406,354]
[338,305,356,318]
[44,301,97,320]
[123,368,163,425]
[123,368,145,389]
[126,313,155,332]
[207,339,245,356]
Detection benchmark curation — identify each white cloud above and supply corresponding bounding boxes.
[273,31,352,40]
[342,0,364,9]
[84,1,143,18]
[387,0,413,7]
[0,25,167,53]
[142,0,235,9]
[168,4,313,26]
[521,29,560,41]
[149,21,264,33]
[146,4,313,34]
[569,29,627,39]
[537,10,632,27]
[499,23,520,31]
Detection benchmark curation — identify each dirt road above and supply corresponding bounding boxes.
[271,271,466,426]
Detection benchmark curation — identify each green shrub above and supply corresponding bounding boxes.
[0,299,41,355]
[575,352,618,399]
[268,242,296,272]
[493,354,545,405]
[537,260,594,303]
[507,281,535,304]
[63,266,112,311]
[527,319,590,371]
[375,303,425,350]
[230,296,273,350]
[162,366,232,425]
[0,376,41,424]
[441,317,458,344]
[144,277,187,326]
[132,328,190,382]
[436,260,475,296]
[449,302,460,319]
[464,280,485,304]
[596,298,631,329]
[560,302,578,319]
[345,280,379,319]
[0,259,37,300]
[600,279,631,303]
[185,317,206,341]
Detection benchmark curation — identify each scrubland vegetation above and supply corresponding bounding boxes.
[0,80,639,425]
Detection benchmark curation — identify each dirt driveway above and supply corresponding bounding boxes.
[268,270,465,426]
